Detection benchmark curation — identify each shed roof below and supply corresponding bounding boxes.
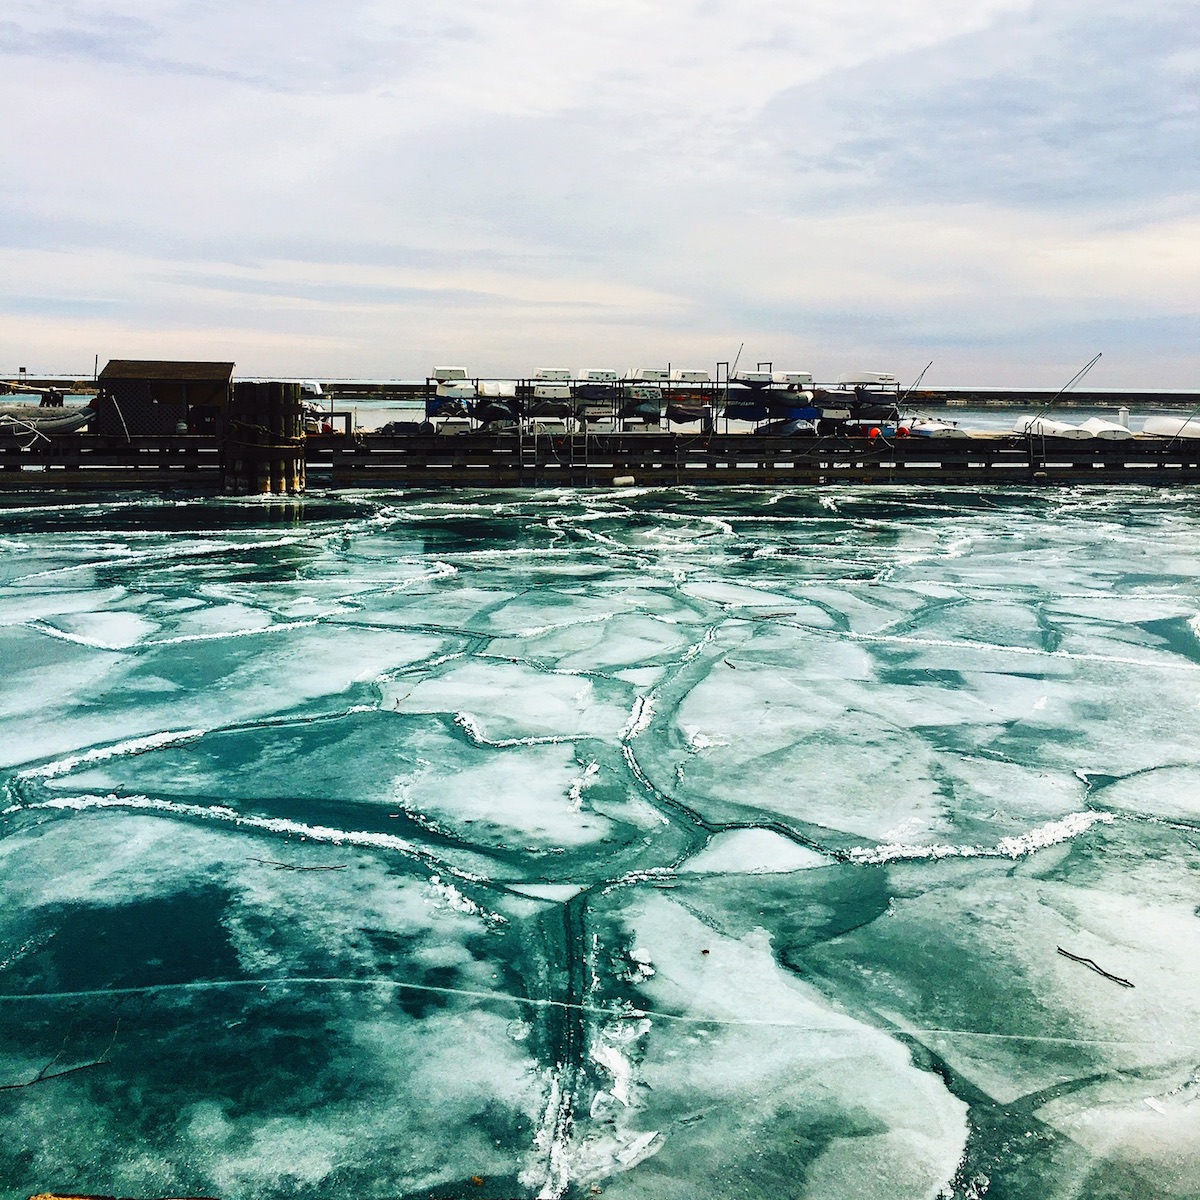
[99,359,235,382]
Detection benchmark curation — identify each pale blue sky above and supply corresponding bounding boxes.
[3,0,1197,385]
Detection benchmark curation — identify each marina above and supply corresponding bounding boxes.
[4,360,1200,493]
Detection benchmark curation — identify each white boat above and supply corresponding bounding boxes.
[1013,415,1091,439]
[431,366,468,382]
[906,417,969,438]
[533,368,572,382]
[577,369,619,382]
[772,371,814,387]
[431,417,472,435]
[837,372,898,388]
[1142,414,1200,439]
[436,381,476,400]
[623,385,663,402]
[670,369,711,383]
[731,370,772,387]
[1077,416,1133,440]
[477,380,518,399]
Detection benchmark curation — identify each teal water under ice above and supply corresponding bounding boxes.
[1,486,1198,1200]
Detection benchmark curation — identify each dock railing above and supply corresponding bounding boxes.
[7,430,1200,490]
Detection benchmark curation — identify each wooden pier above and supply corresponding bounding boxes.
[5,429,1200,491]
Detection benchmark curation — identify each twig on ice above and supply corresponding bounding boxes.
[248,857,348,872]
[0,1022,120,1091]
[1057,946,1134,988]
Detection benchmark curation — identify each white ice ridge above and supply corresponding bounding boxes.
[841,630,1200,672]
[620,694,655,740]
[18,621,132,651]
[567,762,600,811]
[14,534,313,583]
[453,712,576,748]
[618,747,670,824]
[437,547,575,561]
[847,811,1115,864]
[12,794,505,922]
[499,614,615,640]
[373,560,459,595]
[142,618,321,646]
[17,729,207,781]
[678,623,720,664]
[524,1069,572,1199]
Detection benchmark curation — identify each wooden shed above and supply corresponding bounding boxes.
[94,360,234,437]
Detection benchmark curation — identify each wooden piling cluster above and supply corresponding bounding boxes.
[221,382,305,494]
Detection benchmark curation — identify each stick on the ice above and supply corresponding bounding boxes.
[1057,946,1135,988]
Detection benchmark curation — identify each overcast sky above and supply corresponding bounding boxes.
[3,0,1197,385]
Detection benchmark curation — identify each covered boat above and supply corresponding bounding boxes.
[0,403,94,435]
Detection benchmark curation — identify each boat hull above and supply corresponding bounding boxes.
[0,404,94,435]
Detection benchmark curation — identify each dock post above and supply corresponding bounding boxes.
[222,381,306,494]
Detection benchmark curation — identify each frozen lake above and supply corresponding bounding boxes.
[1,484,1198,1199]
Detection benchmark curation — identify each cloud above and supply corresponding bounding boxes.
[0,1,454,93]
[758,0,1200,214]
[1,0,1197,383]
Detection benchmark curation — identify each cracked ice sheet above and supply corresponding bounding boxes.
[578,892,967,1200]
[491,610,703,675]
[354,585,519,632]
[34,714,635,861]
[0,811,547,1198]
[660,617,1200,845]
[0,583,133,627]
[869,597,1053,652]
[0,623,450,771]
[388,736,617,850]
[139,599,279,640]
[480,589,625,637]
[679,829,831,874]
[657,633,973,844]
[384,658,633,743]
[678,579,837,623]
[798,820,1200,1122]
[883,589,1200,677]
[1090,766,1200,821]
[1034,1082,1200,1199]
